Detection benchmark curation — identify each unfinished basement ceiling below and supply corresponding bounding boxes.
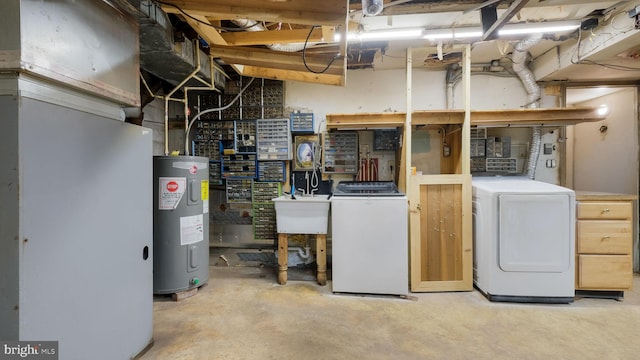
[152,0,640,85]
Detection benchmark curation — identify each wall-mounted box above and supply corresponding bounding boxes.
[258,161,286,182]
[257,118,292,160]
[322,132,358,174]
[290,112,315,133]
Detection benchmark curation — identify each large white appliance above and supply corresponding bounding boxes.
[472,177,575,303]
[331,182,408,296]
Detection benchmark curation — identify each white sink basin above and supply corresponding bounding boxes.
[272,194,331,234]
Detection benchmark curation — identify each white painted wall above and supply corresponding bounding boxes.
[286,68,559,128]
[570,87,638,194]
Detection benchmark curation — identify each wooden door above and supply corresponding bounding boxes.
[409,175,472,291]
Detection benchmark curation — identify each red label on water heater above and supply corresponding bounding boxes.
[167,181,179,192]
[189,165,198,174]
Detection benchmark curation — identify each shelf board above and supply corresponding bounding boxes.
[326,107,604,129]
[471,107,605,126]
[326,112,406,129]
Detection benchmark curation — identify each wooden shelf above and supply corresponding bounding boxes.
[326,107,604,129]
[326,112,406,129]
[471,107,605,126]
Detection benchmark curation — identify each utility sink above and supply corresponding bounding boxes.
[272,194,331,234]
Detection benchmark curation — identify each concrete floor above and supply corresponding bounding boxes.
[142,248,640,359]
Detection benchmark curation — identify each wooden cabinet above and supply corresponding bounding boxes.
[575,193,636,296]
[409,176,472,291]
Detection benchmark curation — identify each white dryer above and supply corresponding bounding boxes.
[472,177,575,303]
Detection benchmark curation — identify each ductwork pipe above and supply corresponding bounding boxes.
[362,0,384,16]
[512,33,542,109]
[445,64,461,109]
[524,126,542,179]
[512,34,543,179]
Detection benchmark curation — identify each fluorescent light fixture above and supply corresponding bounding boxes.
[498,21,581,36]
[348,28,423,42]
[453,30,484,39]
[346,20,581,43]
[423,28,483,40]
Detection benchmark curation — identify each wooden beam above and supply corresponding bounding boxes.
[327,113,406,129]
[165,12,246,74]
[211,45,343,76]
[242,66,344,86]
[221,28,327,46]
[160,0,348,26]
[482,0,530,41]
[171,12,228,46]
[326,107,605,129]
[414,110,465,125]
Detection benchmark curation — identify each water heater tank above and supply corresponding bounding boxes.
[153,156,209,294]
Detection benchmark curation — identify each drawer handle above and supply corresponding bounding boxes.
[601,208,610,213]
[602,235,611,240]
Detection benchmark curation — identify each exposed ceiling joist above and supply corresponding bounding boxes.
[221,27,330,46]
[211,45,343,76]
[532,4,640,82]
[165,11,227,45]
[242,66,345,86]
[161,1,348,86]
[159,0,349,26]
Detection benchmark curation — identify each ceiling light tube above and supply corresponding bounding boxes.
[348,20,581,43]
[498,21,581,36]
[348,28,423,42]
[423,28,482,40]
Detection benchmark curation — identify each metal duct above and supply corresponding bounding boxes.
[231,19,313,52]
[512,34,543,179]
[512,34,542,108]
[138,1,222,90]
[362,0,384,16]
[445,64,461,109]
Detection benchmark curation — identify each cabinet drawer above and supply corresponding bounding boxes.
[577,202,631,220]
[577,255,632,290]
[577,220,632,254]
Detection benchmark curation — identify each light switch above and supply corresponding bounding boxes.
[543,143,553,155]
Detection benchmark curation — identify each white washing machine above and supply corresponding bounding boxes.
[472,177,575,303]
[331,181,408,296]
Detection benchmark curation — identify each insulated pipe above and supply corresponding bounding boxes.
[512,34,542,109]
[512,34,543,179]
[525,126,542,179]
[163,41,202,155]
[445,64,460,109]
